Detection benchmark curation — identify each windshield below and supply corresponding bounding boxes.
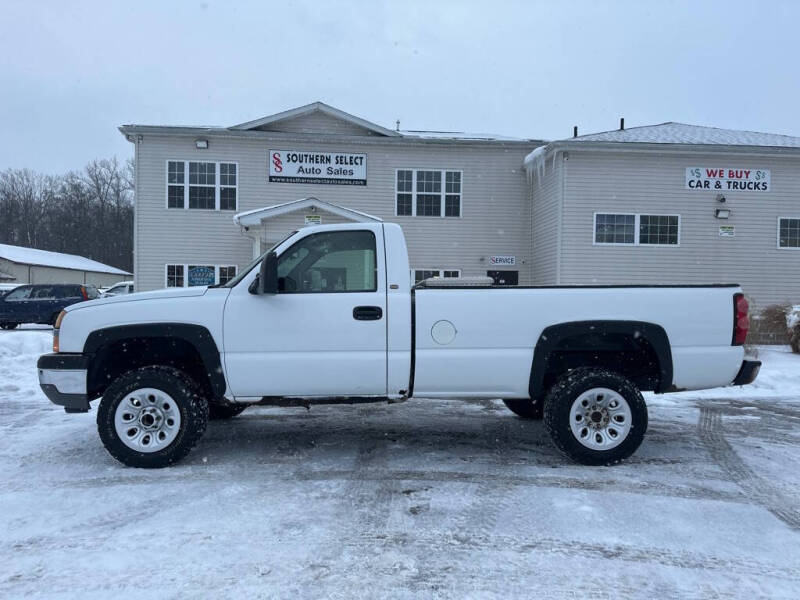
[220,231,298,288]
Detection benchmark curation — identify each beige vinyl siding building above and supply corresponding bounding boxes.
[525,123,800,311]
[121,104,800,325]
[122,102,540,292]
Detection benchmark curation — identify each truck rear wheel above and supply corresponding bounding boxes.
[209,402,248,420]
[543,368,647,466]
[97,366,208,468]
[502,398,544,419]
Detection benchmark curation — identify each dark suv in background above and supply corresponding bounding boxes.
[0,284,98,329]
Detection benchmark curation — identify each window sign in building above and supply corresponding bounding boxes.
[269,150,367,185]
[188,265,216,286]
[685,167,770,191]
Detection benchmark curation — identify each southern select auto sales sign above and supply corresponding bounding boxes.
[685,167,770,192]
[269,150,367,185]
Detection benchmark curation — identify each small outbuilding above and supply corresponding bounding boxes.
[0,244,131,288]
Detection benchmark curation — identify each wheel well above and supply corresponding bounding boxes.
[530,321,672,398]
[87,336,215,401]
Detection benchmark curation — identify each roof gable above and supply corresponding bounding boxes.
[233,197,382,226]
[230,102,400,137]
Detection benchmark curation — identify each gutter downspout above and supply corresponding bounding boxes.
[556,151,565,285]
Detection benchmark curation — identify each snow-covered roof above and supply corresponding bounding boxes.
[234,197,382,227]
[0,244,130,275]
[400,130,525,142]
[566,122,800,148]
[524,122,800,174]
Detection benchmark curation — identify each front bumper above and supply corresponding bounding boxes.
[37,353,90,413]
[732,360,761,386]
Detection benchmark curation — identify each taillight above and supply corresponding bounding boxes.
[80,286,88,300]
[733,293,749,346]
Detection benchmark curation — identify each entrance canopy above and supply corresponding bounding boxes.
[233,197,381,228]
[233,197,382,258]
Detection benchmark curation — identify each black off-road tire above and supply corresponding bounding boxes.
[543,368,648,466]
[0,322,19,330]
[97,366,209,468]
[502,398,544,420]
[208,402,248,420]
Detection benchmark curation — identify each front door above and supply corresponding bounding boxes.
[223,225,387,398]
[487,270,519,286]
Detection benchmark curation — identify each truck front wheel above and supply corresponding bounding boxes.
[543,368,647,466]
[97,366,209,468]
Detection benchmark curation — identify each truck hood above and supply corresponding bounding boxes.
[65,286,211,312]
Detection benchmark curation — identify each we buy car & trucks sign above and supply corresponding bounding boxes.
[686,167,770,191]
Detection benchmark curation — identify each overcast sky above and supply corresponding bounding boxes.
[2,0,799,173]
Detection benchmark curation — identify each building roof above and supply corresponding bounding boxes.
[120,101,542,145]
[0,244,130,275]
[230,101,401,137]
[233,197,382,227]
[400,130,525,141]
[524,121,800,175]
[566,122,800,147]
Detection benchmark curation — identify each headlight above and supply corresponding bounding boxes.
[53,310,66,353]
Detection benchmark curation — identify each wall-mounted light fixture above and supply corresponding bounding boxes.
[715,208,731,219]
[195,139,209,149]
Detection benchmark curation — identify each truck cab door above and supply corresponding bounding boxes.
[222,225,387,398]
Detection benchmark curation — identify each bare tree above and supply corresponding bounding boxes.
[0,157,134,271]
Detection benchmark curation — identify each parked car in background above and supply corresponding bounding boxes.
[100,280,134,298]
[0,284,98,329]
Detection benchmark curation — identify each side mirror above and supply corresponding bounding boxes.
[259,251,279,294]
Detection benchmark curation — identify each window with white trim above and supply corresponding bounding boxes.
[594,213,679,246]
[218,265,237,284]
[396,169,461,217]
[167,161,237,211]
[413,269,460,284]
[166,264,184,287]
[165,264,238,287]
[779,218,800,248]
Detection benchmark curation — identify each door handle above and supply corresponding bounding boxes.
[353,306,383,321]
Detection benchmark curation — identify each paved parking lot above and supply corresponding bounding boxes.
[1,329,799,599]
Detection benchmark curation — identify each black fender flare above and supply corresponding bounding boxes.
[83,323,226,398]
[528,320,673,397]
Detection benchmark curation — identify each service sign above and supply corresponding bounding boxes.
[719,225,735,237]
[489,255,516,266]
[269,150,367,186]
[188,265,215,286]
[304,215,321,225]
[686,167,770,192]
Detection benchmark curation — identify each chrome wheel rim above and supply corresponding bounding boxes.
[114,388,181,453]
[569,387,632,451]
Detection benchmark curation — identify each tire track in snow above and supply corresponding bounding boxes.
[698,406,800,531]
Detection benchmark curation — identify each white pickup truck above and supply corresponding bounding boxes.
[37,222,759,468]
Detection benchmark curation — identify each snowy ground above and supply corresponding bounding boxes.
[1,328,800,599]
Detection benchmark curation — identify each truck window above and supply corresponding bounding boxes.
[277,230,377,293]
